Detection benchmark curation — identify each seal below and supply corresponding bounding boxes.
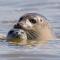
[6,28,27,45]
[0,13,56,46]
[14,13,56,46]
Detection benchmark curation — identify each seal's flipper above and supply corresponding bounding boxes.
[0,34,6,40]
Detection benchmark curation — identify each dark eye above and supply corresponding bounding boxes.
[29,19,36,24]
[8,30,14,34]
[19,17,23,22]
[10,30,14,33]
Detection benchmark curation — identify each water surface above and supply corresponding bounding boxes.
[0,0,60,60]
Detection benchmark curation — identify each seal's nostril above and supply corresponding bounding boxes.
[14,23,23,29]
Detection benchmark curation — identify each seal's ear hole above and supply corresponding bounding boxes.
[40,19,43,22]
[29,19,36,24]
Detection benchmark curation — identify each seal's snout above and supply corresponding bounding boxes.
[14,23,23,29]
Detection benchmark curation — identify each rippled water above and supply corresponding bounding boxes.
[0,0,60,60]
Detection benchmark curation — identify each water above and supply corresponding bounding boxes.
[0,0,60,60]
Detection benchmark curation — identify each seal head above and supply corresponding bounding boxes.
[7,28,27,45]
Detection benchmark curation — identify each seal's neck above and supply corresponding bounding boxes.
[37,27,55,41]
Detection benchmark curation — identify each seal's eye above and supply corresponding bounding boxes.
[8,30,14,35]
[29,19,36,24]
[19,17,23,22]
[10,30,14,33]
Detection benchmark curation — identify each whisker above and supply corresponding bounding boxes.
[30,31,38,38]
[26,32,33,40]
[26,31,39,40]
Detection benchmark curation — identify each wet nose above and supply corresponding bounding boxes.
[14,23,23,29]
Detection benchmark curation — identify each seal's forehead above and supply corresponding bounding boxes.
[24,13,40,17]
[22,13,47,20]
[19,13,47,22]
